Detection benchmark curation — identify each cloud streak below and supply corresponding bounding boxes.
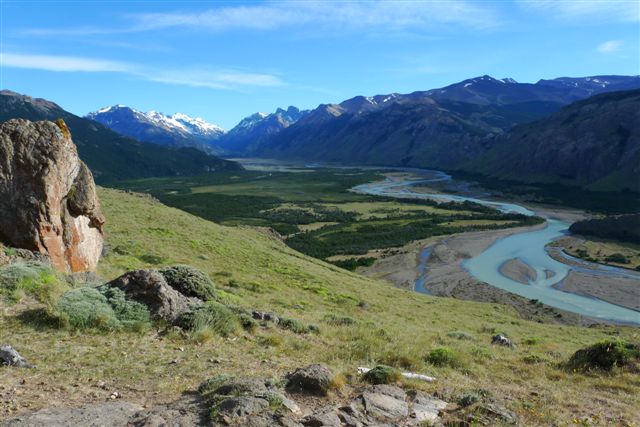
[518,0,640,23]
[22,1,501,37]
[0,52,283,90]
[596,40,624,53]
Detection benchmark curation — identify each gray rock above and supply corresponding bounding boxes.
[0,119,104,273]
[408,391,447,423]
[362,385,409,420]
[0,345,30,367]
[301,407,342,427]
[491,334,515,347]
[106,269,200,322]
[129,395,208,427]
[286,364,334,395]
[217,396,269,419]
[252,310,280,324]
[214,378,270,397]
[473,402,518,425]
[336,404,368,427]
[0,402,142,427]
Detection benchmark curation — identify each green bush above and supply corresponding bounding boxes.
[97,286,150,329]
[239,313,258,332]
[523,354,547,364]
[0,262,67,304]
[279,317,310,334]
[159,265,217,301]
[447,330,474,340]
[198,374,230,395]
[177,302,238,336]
[362,365,401,385]
[323,314,357,326]
[426,347,463,368]
[566,340,640,372]
[57,287,121,331]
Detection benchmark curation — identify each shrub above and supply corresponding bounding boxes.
[447,330,474,340]
[279,317,310,334]
[0,262,67,305]
[323,314,357,326]
[566,340,640,372]
[97,286,150,329]
[522,337,540,345]
[198,374,230,395]
[426,347,463,368]
[523,354,546,364]
[458,392,480,407]
[362,365,401,385]
[158,265,217,301]
[471,347,492,361]
[57,287,121,330]
[177,302,238,336]
[239,313,258,332]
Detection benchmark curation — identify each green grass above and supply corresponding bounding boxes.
[1,188,639,425]
[112,169,542,263]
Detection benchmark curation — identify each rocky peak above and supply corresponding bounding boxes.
[0,119,104,272]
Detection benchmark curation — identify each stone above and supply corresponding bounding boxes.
[252,310,280,324]
[301,408,342,427]
[0,119,104,272]
[217,396,269,419]
[472,403,518,425]
[0,402,142,427]
[106,269,200,322]
[408,391,447,423]
[286,364,334,395]
[214,378,270,396]
[128,395,208,427]
[491,334,515,347]
[362,385,409,420]
[0,345,30,368]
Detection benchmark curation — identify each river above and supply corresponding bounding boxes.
[353,170,640,325]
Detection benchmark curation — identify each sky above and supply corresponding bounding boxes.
[1,0,639,129]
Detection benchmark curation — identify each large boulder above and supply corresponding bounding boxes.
[286,364,334,395]
[105,269,200,322]
[0,119,104,272]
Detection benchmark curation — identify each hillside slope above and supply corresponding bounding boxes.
[2,188,638,425]
[464,89,640,192]
[0,91,241,183]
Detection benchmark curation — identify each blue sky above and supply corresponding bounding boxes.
[1,0,639,129]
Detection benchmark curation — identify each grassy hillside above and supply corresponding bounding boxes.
[1,188,639,425]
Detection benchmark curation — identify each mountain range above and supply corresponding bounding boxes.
[0,91,241,183]
[86,105,225,154]
[228,75,640,191]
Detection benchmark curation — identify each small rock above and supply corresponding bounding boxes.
[491,334,515,347]
[472,402,518,425]
[362,385,409,420]
[301,407,342,427]
[217,396,269,419]
[408,391,447,423]
[286,364,334,395]
[0,345,30,368]
[252,310,280,324]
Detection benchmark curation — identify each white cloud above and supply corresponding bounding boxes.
[23,1,501,37]
[518,0,640,23]
[1,53,132,72]
[597,40,624,53]
[0,52,283,90]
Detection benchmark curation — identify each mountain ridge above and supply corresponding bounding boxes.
[0,90,242,183]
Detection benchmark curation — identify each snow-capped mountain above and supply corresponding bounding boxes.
[218,106,309,154]
[86,105,225,154]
